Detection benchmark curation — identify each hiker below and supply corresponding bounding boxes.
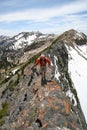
[33,54,51,81]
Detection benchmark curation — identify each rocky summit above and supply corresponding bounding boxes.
[0,29,87,130]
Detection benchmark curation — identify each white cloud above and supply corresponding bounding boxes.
[0,0,87,22]
[0,29,19,36]
[0,0,87,36]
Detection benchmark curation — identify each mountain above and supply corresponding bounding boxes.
[0,35,9,45]
[0,31,54,49]
[0,31,55,71]
[0,29,87,130]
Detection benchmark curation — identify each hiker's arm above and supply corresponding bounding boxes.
[34,58,40,67]
[46,58,51,66]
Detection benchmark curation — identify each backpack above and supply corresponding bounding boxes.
[40,57,46,65]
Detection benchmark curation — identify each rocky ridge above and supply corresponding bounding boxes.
[0,63,86,130]
[0,29,87,129]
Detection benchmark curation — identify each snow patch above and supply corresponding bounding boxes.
[12,68,19,74]
[74,32,84,40]
[66,90,77,106]
[39,34,47,38]
[15,34,23,40]
[75,44,87,58]
[54,55,60,80]
[76,32,84,39]
[13,34,37,50]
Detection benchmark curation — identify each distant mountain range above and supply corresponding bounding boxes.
[0,31,55,69]
[0,31,55,49]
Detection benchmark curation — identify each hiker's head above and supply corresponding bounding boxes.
[40,54,45,59]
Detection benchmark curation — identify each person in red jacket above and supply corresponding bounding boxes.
[33,54,51,81]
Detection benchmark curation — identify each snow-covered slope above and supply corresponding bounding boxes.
[0,35,9,41]
[0,31,55,50]
[66,43,87,122]
[11,32,55,50]
[13,34,37,49]
[11,32,40,50]
[0,35,9,46]
[13,32,54,50]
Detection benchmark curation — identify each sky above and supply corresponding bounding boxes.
[0,0,87,36]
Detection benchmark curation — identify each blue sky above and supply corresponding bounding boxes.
[0,0,87,36]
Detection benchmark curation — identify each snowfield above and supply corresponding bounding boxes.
[66,44,87,122]
[13,34,37,49]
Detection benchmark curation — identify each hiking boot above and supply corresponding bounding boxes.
[41,77,44,85]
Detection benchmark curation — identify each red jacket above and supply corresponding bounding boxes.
[35,57,51,66]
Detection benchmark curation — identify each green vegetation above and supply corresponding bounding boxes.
[0,102,9,126]
[77,118,80,124]
[8,80,16,91]
[65,72,73,88]
[52,35,62,45]
[0,76,11,85]
[0,102,8,118]
[58,56,64,67]
[32,105,37,118]
[0,118,5,126]
[0,58,10,69]
[30,106,37,121]
[2,73,21,96]
[7,73,20,91]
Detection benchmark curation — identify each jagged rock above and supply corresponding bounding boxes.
[0,70,85,129]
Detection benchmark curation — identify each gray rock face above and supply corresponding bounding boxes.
[0,70,85,129]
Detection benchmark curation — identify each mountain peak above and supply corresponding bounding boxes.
[55,29,87,46]
[0,35,10,44]
[64,29,77,34]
